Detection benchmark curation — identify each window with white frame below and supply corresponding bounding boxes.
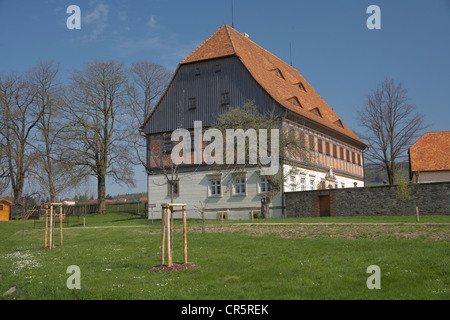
[209,179,221,197]
[300,177,306,191]
[259,177,272,193]
[234,176,246,195]
[289,175,296,191]
[310,178,315,190]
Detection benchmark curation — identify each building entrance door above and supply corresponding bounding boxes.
[319,195,331,217]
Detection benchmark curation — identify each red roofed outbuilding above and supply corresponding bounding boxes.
[409,131,450,183]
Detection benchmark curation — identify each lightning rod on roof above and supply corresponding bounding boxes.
[289,42,293,66]
[231,0,234,28]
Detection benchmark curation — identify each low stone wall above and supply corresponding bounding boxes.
[285,182,450,217]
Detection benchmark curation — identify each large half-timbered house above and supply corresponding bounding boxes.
[141,25,367,219]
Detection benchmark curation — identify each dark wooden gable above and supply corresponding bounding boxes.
[142,56,285,135]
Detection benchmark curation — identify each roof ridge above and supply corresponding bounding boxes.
[181,24,237,64]
[425,131,450,134]
[224,25,237,54]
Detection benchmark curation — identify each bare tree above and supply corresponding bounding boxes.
[0,149,8,196]
[194,199,209,234]
[29,61,84,203]
[127,61,171,168]
[61,61,135,213]
[0,72,43,203]
[128,62,171,123]
[357,78,427,185]
[0,138,8,191]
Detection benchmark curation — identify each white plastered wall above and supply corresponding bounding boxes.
[147,167,283,220]
[283,164,364,192]
[412,171,450,183]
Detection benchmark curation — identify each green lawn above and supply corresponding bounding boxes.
[0,213,448,300]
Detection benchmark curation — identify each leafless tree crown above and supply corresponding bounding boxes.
[357,78,428,184]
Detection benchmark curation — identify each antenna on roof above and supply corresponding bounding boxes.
[289,42,293,66]
[231,0,235,28]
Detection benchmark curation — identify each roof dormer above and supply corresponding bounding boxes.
[269,68,285,80]
[334,119,344,128]
[294,82,307,92]
[286,96,302,108]
[310,107,322,118]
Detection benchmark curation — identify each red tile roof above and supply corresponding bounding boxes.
[409,131,450,172]
[0,199,13,205]
[181,24,365,146]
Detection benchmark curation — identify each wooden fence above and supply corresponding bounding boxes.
[106,201,148,214]
[10,201,149,221]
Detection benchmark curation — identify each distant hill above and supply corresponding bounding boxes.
[107,192,146,202]
[364,162,409,185]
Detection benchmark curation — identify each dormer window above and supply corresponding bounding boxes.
[294,82,307,92]
[334,120,344,128]
[310,108,322,118]
[287,96,302,108]
[270,68,285,80]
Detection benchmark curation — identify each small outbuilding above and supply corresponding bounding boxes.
[0,199,13,221]
[409,131,450,183]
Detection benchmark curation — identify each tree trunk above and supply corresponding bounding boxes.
[12,169,24,205]
[385,162,394,185]
[261,194,272,218]
[97,174,106,214]
[47,167,56,203]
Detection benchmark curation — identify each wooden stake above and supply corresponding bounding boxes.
[59,205,63,246]
[166,207,172,267]
[416,206,420,222]
[161,206,166,265]
[170,206,174,261]
[49,206,53,249]
[44,213,48,248]
[183,205,187,264]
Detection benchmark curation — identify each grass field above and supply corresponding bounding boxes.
[0,213,448,300]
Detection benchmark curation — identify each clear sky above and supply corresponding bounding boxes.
[1,0,449,197]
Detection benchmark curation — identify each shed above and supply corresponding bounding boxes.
[0,199,13,221]
[409,131,450,183]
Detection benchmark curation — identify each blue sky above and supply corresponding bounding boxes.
[1,0,449,197]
